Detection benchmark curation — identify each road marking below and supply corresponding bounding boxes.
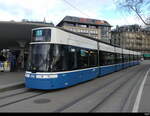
[132,68,150,112]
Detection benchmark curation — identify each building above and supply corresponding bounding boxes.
[111,24,150,59]
[57,16,112,43]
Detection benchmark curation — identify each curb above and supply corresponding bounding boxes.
[0,82,25,92]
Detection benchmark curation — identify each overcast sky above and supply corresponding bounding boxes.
[0,0,144,27]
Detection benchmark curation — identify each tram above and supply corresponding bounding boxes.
[25,27,141,90]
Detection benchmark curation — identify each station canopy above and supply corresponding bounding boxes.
[0,21,53,49]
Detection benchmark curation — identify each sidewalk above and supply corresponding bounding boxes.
[0,71,25,90]
[136,61,150,112]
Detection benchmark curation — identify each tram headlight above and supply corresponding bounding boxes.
[36,74,50,79]
[43,75,49,79]
[36,75,43,79]
[36,74,58,79]
[25,73,30,78]
[49,75,58,78]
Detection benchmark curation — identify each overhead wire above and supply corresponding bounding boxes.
[61,0,90,17]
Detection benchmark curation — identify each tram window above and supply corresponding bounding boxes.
[68,46,78,70]
[79,49,89,68]
[61,46,69,71]
[134,55,136,60]
[99,51,105,66]
[130,55,133,61]
[124,54,129,62]
[89,50,98,67]
[116,53,121,64]
[139,55,141,60]
[119,54,123,63]
[133,55,135,61]
[50,45,63,72]
[125,55,127,62]
[32,29,51,42]
[45,30,51,41]
[127,54,130,62]
[99,51,115,66]
[106,52,113,65]
[133,55,138,60]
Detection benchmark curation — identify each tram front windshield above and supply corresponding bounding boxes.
[27,44,50,72]
[27,44,64,72]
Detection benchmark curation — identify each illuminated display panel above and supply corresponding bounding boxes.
[32,29,51,42]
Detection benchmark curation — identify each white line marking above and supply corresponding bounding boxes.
[132,68,150,112]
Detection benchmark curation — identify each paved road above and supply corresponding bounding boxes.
[0,61,149,112]
[0,71,24,86]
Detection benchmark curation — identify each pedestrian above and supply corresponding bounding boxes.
[17,56,23,71]
[7,52,16,72]
[0,53,6,72]
[0,53,6,62]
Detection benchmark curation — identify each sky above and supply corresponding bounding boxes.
[0,0,144,28]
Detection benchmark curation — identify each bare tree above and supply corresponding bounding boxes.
[116,0,150,26]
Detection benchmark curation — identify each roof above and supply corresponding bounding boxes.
[57,16,111,27]
[0,21,54,49]
[111,24,150,33]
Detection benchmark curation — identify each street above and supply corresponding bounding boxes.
[0,60,149,112]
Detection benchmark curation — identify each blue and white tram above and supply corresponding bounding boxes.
[25,27,141,90]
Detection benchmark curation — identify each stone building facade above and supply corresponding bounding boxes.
[111,25,150,57]
[57,16,112,43]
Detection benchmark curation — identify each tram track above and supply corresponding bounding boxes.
[120,67,147,112]
[0,64,146,111]
[55,64,146,112]
[91,65,148,112]
[0,88,48,108]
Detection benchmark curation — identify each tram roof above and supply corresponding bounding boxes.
[57,27,124,48]
[57,27,141,55]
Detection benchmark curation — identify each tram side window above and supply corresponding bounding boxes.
[123,54,127,62]
[137,55,139,60]
[99,51,107,66]
[89,50,98,67]
[130,54,133,61]
[124,54,129,62]
[107,52,115,65]
[128,54,130,61]
[99,51,115,66]
[78,49,89,68]
[49,44,98,71]
[50,45,63,72]
[130,55,133,61]
[134,55,138,61]
[133,55,136,61]
[45,29,51,41]
[67,46,79,70]
[116,53,122,64]
[137,55,141,61]
[99,51,104,66]
[128,55,130,62]
[61,45,70,71]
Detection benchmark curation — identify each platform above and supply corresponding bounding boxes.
[0,71,24,91]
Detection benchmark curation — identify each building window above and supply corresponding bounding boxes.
[77,24,87,28]
[101,26,110,39]
[89,25,96,29]
[73,28,76,32]
[66,23,75,26]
